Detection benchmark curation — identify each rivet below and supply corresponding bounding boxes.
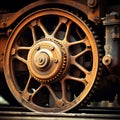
[36,46,40,51]
[54,59,58,63]
[50,46,54,51]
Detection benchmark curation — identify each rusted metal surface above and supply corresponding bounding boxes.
[102,12,120,73]
[3,8,103,112]
[0,0,101,28]
[0,0,120,114]
[0,35,7,72]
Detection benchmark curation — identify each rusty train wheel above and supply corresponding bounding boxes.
[4,8,103,112]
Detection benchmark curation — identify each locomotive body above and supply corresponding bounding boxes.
[0,0,120,112]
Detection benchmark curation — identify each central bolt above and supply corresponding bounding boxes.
[39,57,45,65]
[34,51,50,69]
[39,52,49,68]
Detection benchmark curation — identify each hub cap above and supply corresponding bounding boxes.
[27,39,67,83]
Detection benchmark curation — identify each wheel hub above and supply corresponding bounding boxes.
[27,38,67,83]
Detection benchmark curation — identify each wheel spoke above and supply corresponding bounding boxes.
[22,83,43,103]
[61,80,69,104]
[47,85,64,108]
[14,54,27,64]
[73,61,90,74]
[37,19,49,37]
[64,20,72,41]
[74,47,91,59]
[47,85,59,105]
[69,37,90,46]
[11,47,29,64]
[30,84,43,100]
[69,38,85,46]
[21,75,32,102]
[23,74,32,92]
[29,22,37,44]
[52,16,68,37]
[22,79,31,99]
[61,80,67,100]
[17,46,31,50]
[66,74,88,86]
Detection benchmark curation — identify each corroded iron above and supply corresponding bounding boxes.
[3,8,102,112]
[0,0,120,113]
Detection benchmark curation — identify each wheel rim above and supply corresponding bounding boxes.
[4,8,101,112]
